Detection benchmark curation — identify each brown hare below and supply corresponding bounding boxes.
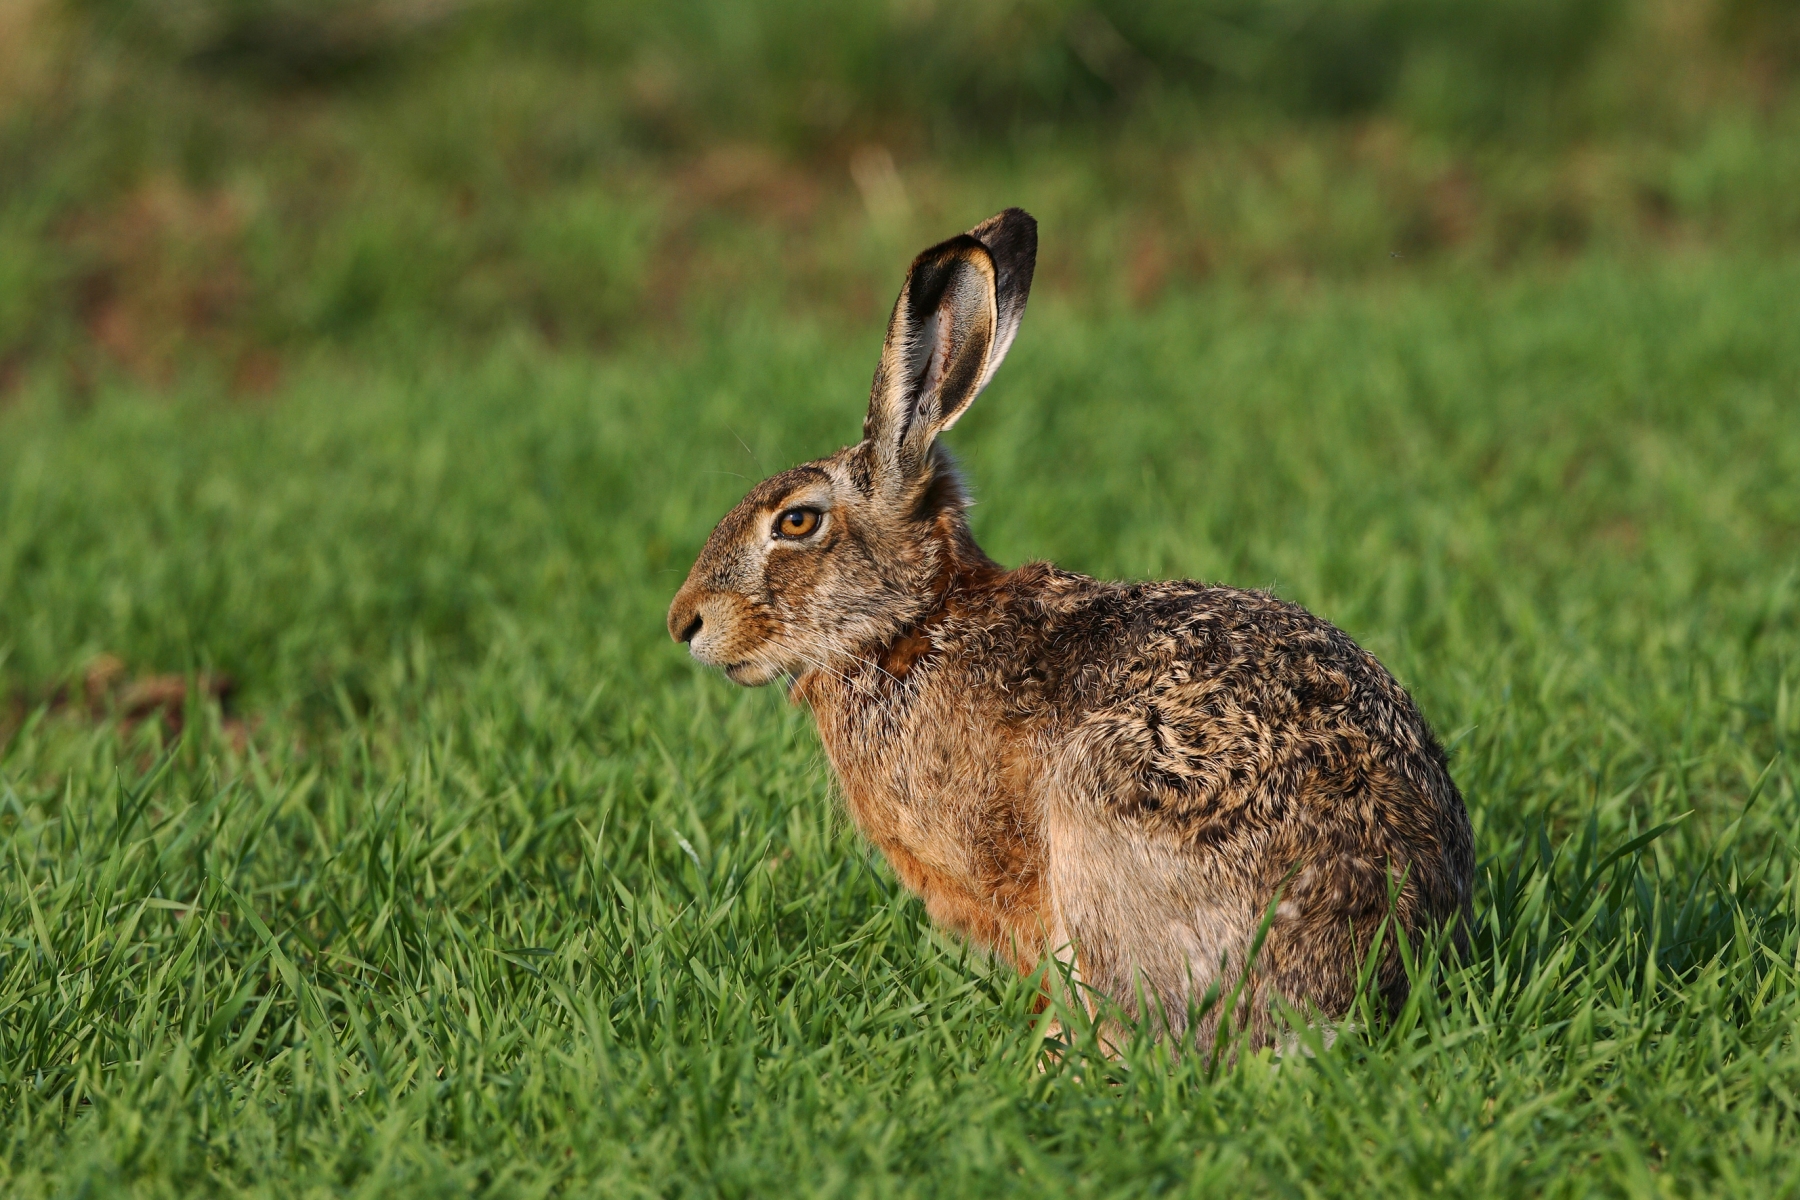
[668,208,1472,1050]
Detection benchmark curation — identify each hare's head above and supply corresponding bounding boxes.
[668,208,1037,685]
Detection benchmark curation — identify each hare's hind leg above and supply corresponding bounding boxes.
[1041,777,1264,1051]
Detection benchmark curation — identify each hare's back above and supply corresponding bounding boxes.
[1036,578,1469,909]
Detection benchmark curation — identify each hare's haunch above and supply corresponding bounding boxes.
[669,209,1472,1049]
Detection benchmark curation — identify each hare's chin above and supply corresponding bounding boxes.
[721,660,782,687]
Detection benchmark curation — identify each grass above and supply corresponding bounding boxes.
[1,246,1798,1196]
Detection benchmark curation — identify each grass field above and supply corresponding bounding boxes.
[2,246,1798,1195]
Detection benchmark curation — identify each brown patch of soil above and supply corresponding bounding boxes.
[2,654,251,750]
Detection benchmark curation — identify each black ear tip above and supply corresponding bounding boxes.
[968,208,1037,299]
[970,208,1037,253]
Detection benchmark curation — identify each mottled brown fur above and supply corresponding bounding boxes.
[669,209,1473,1050]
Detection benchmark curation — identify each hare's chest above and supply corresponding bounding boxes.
[805,669,1052,965]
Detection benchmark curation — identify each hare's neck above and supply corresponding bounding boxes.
[887,526,1001,650]
[788,523,1000,707]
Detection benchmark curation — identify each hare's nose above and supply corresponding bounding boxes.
[668,588,704,643]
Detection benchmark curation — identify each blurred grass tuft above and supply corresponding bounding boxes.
[1,0,1797,389]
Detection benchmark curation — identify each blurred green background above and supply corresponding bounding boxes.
[2,0,1798,392]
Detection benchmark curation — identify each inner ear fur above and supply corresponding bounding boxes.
[964,208,1037,394]
[863,236,995,485]
[863,209,1036,490]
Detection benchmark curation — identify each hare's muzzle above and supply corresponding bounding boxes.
[667,586,704,644]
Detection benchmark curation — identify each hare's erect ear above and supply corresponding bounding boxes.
[863,208,1037,486]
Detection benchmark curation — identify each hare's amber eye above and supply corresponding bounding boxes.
[775,507,820,539]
